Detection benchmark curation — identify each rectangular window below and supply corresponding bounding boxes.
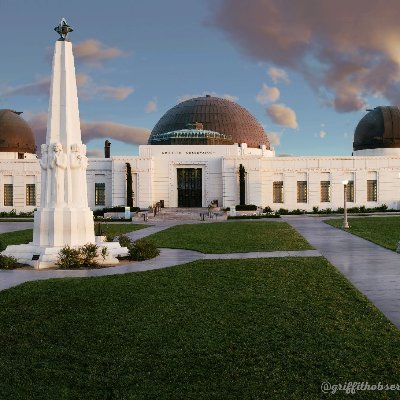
[347,181,354,202]
[4,184,13,206]
[367,180,377,201]
[320,181,331,202]
[26,184,36,206]
[95,183,106,206]
[273,181,284,203]
[297,181,307,203]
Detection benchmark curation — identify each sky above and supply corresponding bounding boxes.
[1,0,398,157]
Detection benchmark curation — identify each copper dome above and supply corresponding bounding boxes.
[149,96,270,148]
[0,110,36,153]
[353,106,400,151]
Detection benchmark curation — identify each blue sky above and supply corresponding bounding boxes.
[0,0,395,157]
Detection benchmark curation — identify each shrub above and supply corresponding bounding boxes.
[101,247,108,261]
[128,238,160,261]
[377,204,388,212]
[56,245,82,269]
[312,206,319,214]
[291,209,305,215]
[56,243,99,269]
[235,204,257,211]
[118,234,133,248]
[263,206,273,213]
[228,214,280,220]
[278,208,289,215]
[80,243,99,268]
[0,254,22,269]
[105,233,115,242]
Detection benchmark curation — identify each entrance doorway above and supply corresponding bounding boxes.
[177,168,202,207]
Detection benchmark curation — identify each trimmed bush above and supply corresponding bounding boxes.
[93,206,140,217]
[118,234,133,248]
[235,204,257,211]
[56,243,99,269]
[0,254,23,269]
[128,238,160,261]
[80,243,99,268]
[56,246,82,269]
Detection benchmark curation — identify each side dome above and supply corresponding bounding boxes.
[0,110,36,153]
[148,96,270,149]
[353,106,400,151]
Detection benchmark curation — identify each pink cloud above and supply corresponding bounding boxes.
[267,104,298,129]
[145,100,158,113]
[256,84,280,104]
[28,113,150,149]
[2,73,133,102]
[268,67,289,85]
[212,0,400,112]
[73,40,126,66]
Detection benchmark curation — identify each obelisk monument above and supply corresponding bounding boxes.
[3,19,125,268]
[33,18,95,249]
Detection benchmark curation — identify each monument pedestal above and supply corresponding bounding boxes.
[3,241,128,269]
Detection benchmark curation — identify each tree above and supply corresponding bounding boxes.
[126,162,133,207]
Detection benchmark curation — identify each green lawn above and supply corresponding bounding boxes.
[0,257,399,399]
[148,221,312,253]
[325,216,400,251]
[0,223,148,249]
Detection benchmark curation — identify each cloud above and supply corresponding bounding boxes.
[93,86,134,101]
[73,39,126,66]
[256,84,280,104]
[267,131,281,147]
[28,113,150,149]
[319,130,327,138]
[2,74,133,102]
[268,67,289,84]
[177,91,238,103]
[87,149,104,158]
[267,104,298,128]
[145,100,158,113]
[1,76,51,97]
[212,0,400,112]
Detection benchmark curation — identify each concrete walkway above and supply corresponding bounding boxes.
[283,215,400,328]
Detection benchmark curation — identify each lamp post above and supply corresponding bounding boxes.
[342,180,350,229]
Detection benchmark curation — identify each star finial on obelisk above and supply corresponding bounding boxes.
[54,18,73,41]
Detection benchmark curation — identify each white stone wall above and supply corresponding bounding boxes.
[0,146,400,212]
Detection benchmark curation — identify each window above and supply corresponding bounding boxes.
[320,181,330,202]
[26,184,36,206]
[95,183,106,206]
[346,181,354,202]
[367,180,377,201]
[4,184,13,206]
[297,181,307,203]
[273,181,284,203]
[18,153,24,159]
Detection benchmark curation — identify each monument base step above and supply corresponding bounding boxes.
[2,241,128,269]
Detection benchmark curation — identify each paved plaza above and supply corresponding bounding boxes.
[1,216,400,329]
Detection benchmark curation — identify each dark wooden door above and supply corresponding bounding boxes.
[177,168,202,207]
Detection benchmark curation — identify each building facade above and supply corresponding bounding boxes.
[1,99,400,213]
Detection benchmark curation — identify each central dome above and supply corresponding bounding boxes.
[148,96,270,148]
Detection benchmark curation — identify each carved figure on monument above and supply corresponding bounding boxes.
[50,143,68,207]
[70,143,88,206]
[39,144,50,207]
